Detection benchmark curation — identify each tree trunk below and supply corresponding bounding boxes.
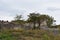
[38,21,41,29]
[32,22,36,29]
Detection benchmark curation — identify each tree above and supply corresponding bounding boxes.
[14,14,22,20]
[12,14,24,24]
[28,13,40,29]
[27,13,55,29]
[38,14,55,28]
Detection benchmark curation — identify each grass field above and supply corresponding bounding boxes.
[0,29,60,40]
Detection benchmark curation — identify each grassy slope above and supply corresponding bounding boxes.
[0,29,60,40]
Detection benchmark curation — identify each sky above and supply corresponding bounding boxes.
[0,0,60,24]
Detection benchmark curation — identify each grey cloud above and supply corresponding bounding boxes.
[47,7,60,11]
[0,5,26,16]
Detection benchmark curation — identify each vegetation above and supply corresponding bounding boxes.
[27,13,40,29]
[0,29,60,40]
[12,14,25,24]
[12,13,55,29]
[14,14,22,20]
[1,12,60,40]
[27,13,55,29]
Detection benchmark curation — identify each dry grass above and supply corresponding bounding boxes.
[0,29,60,40]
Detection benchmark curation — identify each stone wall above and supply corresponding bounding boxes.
[0,21,34,30]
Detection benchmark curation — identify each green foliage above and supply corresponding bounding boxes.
[28,13,40,29]
[13,13,55,29]
[12,20,25,24]
[27,13,55,29]
[14,14,22,20]
[39,14,54,27]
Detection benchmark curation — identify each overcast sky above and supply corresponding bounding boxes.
[0,0,60,24]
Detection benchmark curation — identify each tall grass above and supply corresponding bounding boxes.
[0,29,60,40]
